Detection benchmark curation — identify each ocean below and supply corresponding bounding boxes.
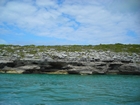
[0,74,140,105]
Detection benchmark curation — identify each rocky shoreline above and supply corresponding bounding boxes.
[0,59,140,75]
[0,45,140,75]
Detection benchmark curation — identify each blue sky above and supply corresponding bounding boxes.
[0,0,140,45]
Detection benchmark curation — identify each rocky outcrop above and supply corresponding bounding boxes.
[0,47,140,75]
[0,59,140,75]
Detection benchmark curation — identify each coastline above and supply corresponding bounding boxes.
[0,59,140,75]
[0,44,140,75]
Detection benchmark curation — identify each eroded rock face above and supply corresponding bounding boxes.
[0,59,140,75]
[0,47,140,75]
[0,60,15,69]
[118,64,140,75]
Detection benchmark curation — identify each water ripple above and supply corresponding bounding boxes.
[0,74,140,105]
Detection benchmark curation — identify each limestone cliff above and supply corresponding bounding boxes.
[0,44,140,75]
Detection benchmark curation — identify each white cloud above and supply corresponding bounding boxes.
[0,0,140,45]
[101,0,140,13]
[36,0,58,8]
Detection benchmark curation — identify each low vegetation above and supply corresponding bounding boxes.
[0,43,140,54]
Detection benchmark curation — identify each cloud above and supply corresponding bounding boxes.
[102,0,140,13]
[0,0,140,45]
[36,0,58,8]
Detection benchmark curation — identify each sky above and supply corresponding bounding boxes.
[0,0,140,45]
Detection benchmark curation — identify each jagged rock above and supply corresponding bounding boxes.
[10,54,20,61]
[57,53,67,59]
[0,60,15,69]
[44,57,54,62]
[94,62,107,67]
[0,46,140,75]
[118,63,140,74]
[101,58,114,62]
[68,57,78,61]
[121,59,133,63]
[25,54,34,58]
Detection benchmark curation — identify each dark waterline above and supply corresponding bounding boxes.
[0,74,140,105]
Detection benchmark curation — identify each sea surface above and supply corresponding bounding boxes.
[0,74,140,105]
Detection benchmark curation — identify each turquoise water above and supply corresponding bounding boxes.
[0,74,140,105]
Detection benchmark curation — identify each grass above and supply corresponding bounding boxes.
[93,43,140,54]
[0,44,140,55]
